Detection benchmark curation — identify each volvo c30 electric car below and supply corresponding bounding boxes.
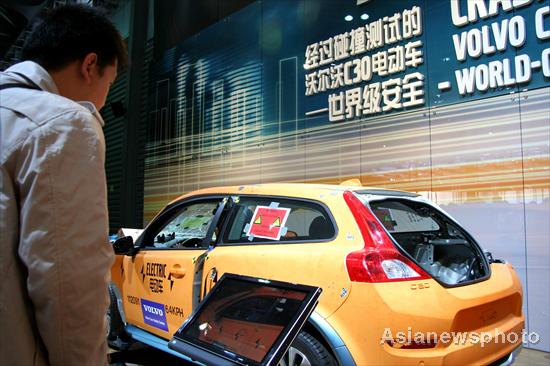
[109,181,524,365]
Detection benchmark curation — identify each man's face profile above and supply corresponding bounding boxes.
[85,56,118,111]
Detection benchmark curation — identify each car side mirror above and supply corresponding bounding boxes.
[485,251,505,264]
[113,236,135,255]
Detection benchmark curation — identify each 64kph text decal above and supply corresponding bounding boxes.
[140,262,175,293]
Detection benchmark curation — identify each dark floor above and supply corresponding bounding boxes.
[109,342,193,366]
[109,343,550,366]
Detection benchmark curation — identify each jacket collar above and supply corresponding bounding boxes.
[5,61,105,127]
[6,61,59,94]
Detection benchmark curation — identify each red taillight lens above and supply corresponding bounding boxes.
[343,191,430,282]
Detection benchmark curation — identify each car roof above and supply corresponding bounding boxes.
[167,183,418,206]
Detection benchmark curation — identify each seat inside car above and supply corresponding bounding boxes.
[308,216,331,239]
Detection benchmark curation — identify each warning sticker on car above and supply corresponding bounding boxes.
[141,299,169,331]
[245,205,291,240]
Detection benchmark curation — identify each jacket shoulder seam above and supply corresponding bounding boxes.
[1,108,95,163]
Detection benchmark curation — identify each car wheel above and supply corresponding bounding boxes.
[107,284,132,350]
[278,331,336,366]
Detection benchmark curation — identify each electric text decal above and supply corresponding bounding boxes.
[140,262,176,293]
[304,6,425,122]
[441,1,549,95]
[246,206,291,240]
[141,299,169,331]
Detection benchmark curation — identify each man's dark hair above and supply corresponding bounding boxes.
[21,4,128,72]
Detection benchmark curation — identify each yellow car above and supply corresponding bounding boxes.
[109,182,524,365]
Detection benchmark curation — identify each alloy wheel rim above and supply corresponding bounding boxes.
[277,347,312,366]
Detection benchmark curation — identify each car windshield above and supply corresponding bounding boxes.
[153,201,218,248]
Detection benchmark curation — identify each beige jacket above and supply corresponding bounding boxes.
[0,61,114,366]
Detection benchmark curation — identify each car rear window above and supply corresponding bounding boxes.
[365,198,488,285]
[368,200,440,233]
[223,197,335,244]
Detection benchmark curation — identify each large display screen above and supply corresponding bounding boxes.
[142,0,549,351]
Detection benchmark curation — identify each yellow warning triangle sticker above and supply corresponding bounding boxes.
[272,217,281,227]
[254,215,262,224]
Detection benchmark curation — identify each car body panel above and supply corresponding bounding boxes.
[119,249,207,338]
[200,241,355,320]
[198,187,362,319]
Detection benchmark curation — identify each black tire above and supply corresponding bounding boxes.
[278,331,337,366]
[107,284,132,350]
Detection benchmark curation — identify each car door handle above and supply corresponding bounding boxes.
[169,266,186,279]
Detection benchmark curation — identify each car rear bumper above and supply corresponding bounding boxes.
[381,317,524,365]
[490,346,522,366]
[326,263,525,365]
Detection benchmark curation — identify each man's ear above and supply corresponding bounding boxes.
[80,53,99,84]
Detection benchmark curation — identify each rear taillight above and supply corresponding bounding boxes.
[343,191,430,282]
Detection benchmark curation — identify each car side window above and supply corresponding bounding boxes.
[145,201,220,249]
[223,197,335,244]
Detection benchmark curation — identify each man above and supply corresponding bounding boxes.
[0,4,127,365]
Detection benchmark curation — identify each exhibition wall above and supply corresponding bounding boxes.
[141,0,549,350]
